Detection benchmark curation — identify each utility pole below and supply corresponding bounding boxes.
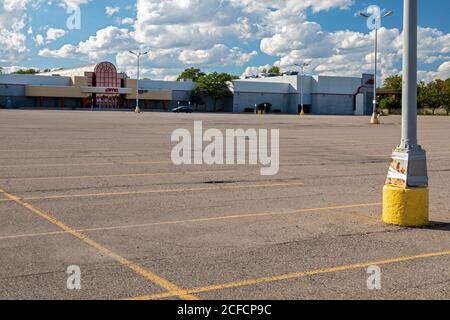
[382,0,429,227]
[358,8,393,124]
[129,50,148,113]
[295,62,309,116]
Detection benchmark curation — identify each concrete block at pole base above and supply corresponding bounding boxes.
[135,106,141,113]
[370,115,380,124]
[382,185,429,227]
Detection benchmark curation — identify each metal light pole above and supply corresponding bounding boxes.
[295,62,309,116]
[358,9,393,124]
[382,0,429,227]
[129,50,148,113]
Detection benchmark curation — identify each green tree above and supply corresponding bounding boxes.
[196,72,238,111]
[420,80,443,115]
[268,66,281,75]
[379,96,401,112]
[442,78,450,115]
[14,68,39,74]
[382,75,402,90]
[417,81,427,109]
[190,87,204,109]
[0,66,3,74]
[177,68,205,82]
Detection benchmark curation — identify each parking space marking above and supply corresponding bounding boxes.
[0,202,381,241]
[0,169,236,182]
[0,182,305,202]
[0,187,198,300]
[126,249,450,300]
[0,161,171,169]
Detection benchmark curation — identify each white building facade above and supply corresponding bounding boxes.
[1,61,374,115]
[230,73,374,115]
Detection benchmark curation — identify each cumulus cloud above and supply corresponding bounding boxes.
[34,34,44,46]
[0,0,30,63]
[120,17,134,25]
[105,6,120,16]
[57,0,90,9]
[5,0,450,82]
[39,26,138,60]
[46,28,67,42]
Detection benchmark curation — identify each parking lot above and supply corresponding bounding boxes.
[0,109,449,300]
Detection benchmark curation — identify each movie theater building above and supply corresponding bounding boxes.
[0,61,195,110]
[0,61,375,115]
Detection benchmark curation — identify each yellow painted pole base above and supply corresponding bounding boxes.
[370,116,380,124]
[382,185,429,227]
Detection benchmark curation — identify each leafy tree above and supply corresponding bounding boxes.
[268,66,281,75]
[417,81,427,109]
[379,96,401,112]
[442,78,450,115]
[190,87,204,108]
[196,72,238,111]
[422,80,444,115]
[0,66,3,74]
[177,68,205,82]
[382,75,402,91]
[14,68,39,74]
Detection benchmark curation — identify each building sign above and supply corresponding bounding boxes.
[105,88,119,93]
[80,86,132,94]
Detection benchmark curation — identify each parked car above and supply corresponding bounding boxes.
[171,106,193,113]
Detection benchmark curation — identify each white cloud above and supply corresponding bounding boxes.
[46,28,67,42]
[178,44,257,66]
[39,26,138,60]
[57,0,90,9]
[0,0,30,62]
[242,64,272,78]
[34,34,44,46]
[105,6,120,16]
[120,17,134,25]
[19,0,450,82]
[419,61,450,83]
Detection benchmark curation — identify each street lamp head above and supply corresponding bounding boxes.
[383,10,393,18]
[295,62,310,68]
[129,50,136,55]
[357,11,370,18]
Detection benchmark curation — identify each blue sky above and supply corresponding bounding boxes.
[1,0,450,82]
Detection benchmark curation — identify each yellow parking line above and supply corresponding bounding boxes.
[0,169,236,182]
[0,162,115,168]
[126,249,450,300]
[0,161,172,169]
[0,202,381,241]
[1,182,305,202]
[0,187,198,300]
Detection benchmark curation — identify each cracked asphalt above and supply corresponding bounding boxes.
[0,109,449,300]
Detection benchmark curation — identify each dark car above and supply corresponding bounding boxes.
[172,106,193,113]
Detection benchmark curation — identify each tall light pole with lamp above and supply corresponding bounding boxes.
[295,62,310,116]
[358,8,393,124]
[382,0,429,227]
[129,50,148,113]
